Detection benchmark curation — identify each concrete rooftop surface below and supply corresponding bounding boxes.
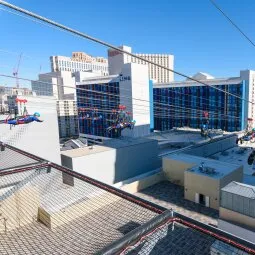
[136,181,219,226]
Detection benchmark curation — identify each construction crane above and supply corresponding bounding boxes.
[13,53,22,88]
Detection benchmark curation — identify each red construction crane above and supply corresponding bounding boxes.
[13,53,22,88]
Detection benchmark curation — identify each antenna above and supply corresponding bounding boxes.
[13,53,23,88]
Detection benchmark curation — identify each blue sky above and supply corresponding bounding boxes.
[0,0,255,87]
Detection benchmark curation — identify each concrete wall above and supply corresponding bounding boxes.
[108,46,132,75]
[0,96,61,164]
[61,139,160,185]
[0,185,39,233]
[119,63,151,138]
[185,135,237,157]
[220,166,243,189]
[184,166,242,210]
[220,207,255,230]
[184,171,220,209]
[218,219,255,244]
[117,170,165,194]
[163,158,196,186]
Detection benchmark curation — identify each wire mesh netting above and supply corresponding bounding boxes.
[120,222,250,255]
[0,145,40,170]
[0,164,159,255]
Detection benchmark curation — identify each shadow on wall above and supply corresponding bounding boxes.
[102,136,161,184]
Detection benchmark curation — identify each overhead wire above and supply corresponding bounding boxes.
[0,74,242,121]
[0,60,238,114]
[209,0,255,48]
[0,1,253,105]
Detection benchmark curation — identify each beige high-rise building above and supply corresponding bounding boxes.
[50,52,108,76]
[108,46,174,83]
[132,53,174,83]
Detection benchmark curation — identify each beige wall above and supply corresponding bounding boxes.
[163,158,196,186]
[184,166,243,210]
[220,207,255,229]
[0,186,39,233]
[119,171,165,194]
[184,171,219,209]
[38,192,121,231]
[220,166,243,189]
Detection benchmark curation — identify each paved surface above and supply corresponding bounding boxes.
[136,181,219,225]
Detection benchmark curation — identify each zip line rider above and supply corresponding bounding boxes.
[6,112,43,126]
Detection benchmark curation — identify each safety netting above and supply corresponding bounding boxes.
[100,215,254,255]
[0,146,160,255]
[1,145,255,255]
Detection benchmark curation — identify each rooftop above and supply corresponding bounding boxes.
[0,144,254,255]
[165,153,241,179]
[61,137,155,158]
[222,181,255,198]
[210,144,255,176]
[154,77,242,88]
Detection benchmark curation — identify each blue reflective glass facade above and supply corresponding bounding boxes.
[76,82,120,137]
[153,82,248,132]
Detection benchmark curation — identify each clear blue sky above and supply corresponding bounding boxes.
[0,0,255,87]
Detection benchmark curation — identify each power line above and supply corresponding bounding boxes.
[0,61,238,113]
[0,74,242,120]
[209,0,255,48]
[0,1,253,105]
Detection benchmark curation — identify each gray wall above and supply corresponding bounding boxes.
[61,139,160,185]
[0,96,61,164]
[185,135,237,157]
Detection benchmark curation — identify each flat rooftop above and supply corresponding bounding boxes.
[211,144,255,176]
[61,144,113,158]
[165,153,241,179]
[61,137,156,158]
[154,77,242,88]
[136,181,218,225]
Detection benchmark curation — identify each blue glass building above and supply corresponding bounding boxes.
[77,79,120,137]
[153,81,248,132]
[77,72,251,137]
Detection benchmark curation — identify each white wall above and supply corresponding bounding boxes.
[108,46,132,75]
[240,70,255,124]
[0,95,61,164]
[119,63,150,137]
[32,71,76,100]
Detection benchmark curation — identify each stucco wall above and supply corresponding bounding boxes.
[220,166,243,189]
[163,158,196,186]
[61,139,160,185]
[185,135,237,157]
[184,171,219,209]
[220,207,255,230]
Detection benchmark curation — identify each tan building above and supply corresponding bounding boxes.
[108,45,174,83]
[132,53,174,83]
[218,182,255,243]
[163,154,243,210]
[50,52,108,75]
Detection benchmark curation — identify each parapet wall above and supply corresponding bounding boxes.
[184,135,237,157]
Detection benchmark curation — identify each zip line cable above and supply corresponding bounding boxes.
[0,1,253,105]
[0,74,242,120]
[0,62,240,116]
[209,0,255,48]
[0,60,238,113]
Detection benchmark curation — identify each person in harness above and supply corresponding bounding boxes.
[6,112,43,126]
